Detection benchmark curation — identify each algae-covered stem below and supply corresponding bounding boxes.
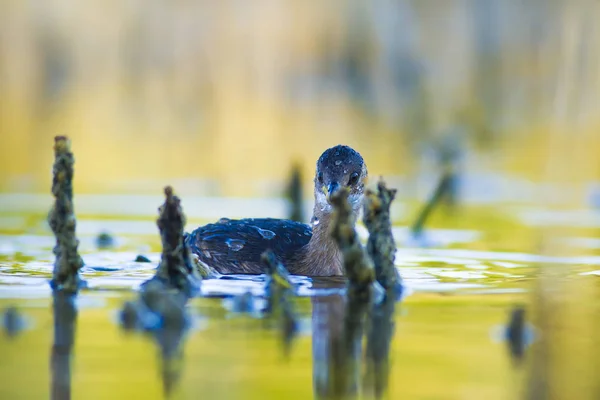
[363,179,401,294]
[48,136,84,293]
[147,186,201,296]
[329,188,375,298]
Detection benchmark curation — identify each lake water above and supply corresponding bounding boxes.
[1,198,599,399]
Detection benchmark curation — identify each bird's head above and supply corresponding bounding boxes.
[313,145,368,215]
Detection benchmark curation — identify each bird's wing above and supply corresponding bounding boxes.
[185,218,312,274]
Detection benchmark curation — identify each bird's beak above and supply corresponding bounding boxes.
[326,182,341,202]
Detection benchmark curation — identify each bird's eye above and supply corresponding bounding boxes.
[348,172,360,186]
[317,172,324,184]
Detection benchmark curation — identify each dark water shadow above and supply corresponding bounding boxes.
[311,288,398,400]
[119,287,191,397]
[151,296,189,397]
[363,296,396,398]
[51,293,77,400]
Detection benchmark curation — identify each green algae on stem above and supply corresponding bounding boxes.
[144,186,201,296]
[363,179,402,295]
[48,136,85,293]
[329,188,375,299]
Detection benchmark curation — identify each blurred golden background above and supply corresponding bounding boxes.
[2,3,600,399]
[1,1,600,198]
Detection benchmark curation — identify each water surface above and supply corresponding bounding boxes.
[0,203,599,399]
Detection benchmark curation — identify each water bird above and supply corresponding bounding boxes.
[186,145,368,276]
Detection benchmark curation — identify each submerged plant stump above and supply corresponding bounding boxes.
[126,186,198,331]
[145,186,201,296]
[363,179,402,295]
[410,170,453,239]
[261,250,293,311]
[329,188,375,299]
[48,136,84,293]
[286,163,305,222]
[122,186,197,396]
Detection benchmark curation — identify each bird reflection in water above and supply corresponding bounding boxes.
[311,283,397,399]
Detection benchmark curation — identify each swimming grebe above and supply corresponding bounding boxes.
[185,145,367,276]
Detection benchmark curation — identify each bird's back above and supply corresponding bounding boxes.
[185,218,312,274]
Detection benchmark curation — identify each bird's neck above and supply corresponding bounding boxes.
[295,205,344,276]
